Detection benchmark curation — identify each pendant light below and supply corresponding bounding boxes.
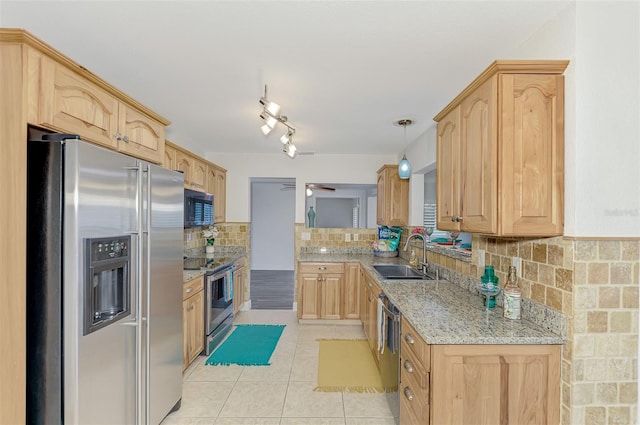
[396,119,413,179]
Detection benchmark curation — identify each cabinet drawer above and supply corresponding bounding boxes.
[298,262,344,274]
[401,317,430,370]
[401,339,429,389]
[183,276,204,300]
[400,370,430,425]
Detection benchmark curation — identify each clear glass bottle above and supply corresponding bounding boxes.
[409,249,419,268]
[503,266,521,320]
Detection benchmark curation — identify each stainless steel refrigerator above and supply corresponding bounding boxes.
[27,134,184,424]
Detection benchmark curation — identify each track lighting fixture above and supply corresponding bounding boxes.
[259,84,299,157]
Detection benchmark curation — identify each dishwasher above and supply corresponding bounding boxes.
[378,294,401,399]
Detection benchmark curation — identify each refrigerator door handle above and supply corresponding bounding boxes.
[142,167,152,424]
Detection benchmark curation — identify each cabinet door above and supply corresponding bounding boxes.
[214,168,226,223]
[163,143,177,170]
[376,172,385,225]
[182,299,190,370]
[233,266,245,315]
[499,74,564,236]
[190,158,207,192]
[320,274,342,320]
[190,290,205,364]
[175,150,193,189]
[206,164,226,222]
[460,76,497,233]
[387,169,409,226]
[436,107,461,231]
[298,274,320,319]
[39,58,119,150]
[117,104,165,164]
[343,263,360,319]
[431,344,560,425]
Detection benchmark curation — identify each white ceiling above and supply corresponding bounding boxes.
[1,1,572,157]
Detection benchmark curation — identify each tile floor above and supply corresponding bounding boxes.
[162,310,398,425]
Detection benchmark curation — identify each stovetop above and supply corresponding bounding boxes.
[183,255,236,271]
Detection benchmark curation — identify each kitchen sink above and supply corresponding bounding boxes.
[372,264,436,280]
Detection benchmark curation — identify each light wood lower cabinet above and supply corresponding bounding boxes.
[183,276,205,371]
[297,262,344,320]
[233,257,247,315]
[360,269,383,365]
[343,263,360,319]
[399,316,561,425]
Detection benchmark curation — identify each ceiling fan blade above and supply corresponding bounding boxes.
[312,184,336,191]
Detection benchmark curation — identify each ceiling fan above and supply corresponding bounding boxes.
[281,183,336,196]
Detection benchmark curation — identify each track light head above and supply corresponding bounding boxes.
[259,97,281,116]
[283,142,297,158]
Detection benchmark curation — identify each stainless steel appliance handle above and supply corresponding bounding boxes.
[143,166,151,425]
[131,162,144,425]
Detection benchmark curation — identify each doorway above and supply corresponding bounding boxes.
[249,178,295,309]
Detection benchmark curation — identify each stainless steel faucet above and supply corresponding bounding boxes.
[404,230,428,274]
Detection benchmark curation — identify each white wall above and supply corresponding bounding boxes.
[250,181,295,270]
[206,153,396,223]
[399,125,438,226]
[510,1,639,237]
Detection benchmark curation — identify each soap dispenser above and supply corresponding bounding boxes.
[409,249,418,268]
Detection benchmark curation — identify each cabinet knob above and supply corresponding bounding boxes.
[403,387,414,401]
[404,333,415,345]
[403,360,414,373]
[367,282,372,287]
[452,215,463,222]
[185,287,193,293]
[318,266,327,270]
[114,133,130,143]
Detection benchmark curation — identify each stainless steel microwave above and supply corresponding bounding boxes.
[184,188,213,227]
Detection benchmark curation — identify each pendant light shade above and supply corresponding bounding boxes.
[398,154,411,179]
[395,119,413,180]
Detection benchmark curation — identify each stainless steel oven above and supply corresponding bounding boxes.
[205,266,234,355]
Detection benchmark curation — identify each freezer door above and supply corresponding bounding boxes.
[144,163,184,424]
[63,141,139,424]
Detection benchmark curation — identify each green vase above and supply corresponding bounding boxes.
[307,206,316,228]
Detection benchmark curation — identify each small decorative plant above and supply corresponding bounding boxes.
[202,226,219,246]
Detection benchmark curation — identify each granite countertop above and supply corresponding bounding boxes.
[298,252,565,345]
[183,247,246,283]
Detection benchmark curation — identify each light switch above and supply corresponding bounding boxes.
[353,233,359,241]
[477,249,485,268]
[345,233,351,242]
[186,233,192,242]
[301,232,311,241]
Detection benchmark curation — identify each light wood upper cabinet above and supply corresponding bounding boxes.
[175,149,206,192]
[376,165,409,227]
[206,164,227,223]
[163,142,178,170]
[38,57,119,150]
[434,60,568,236]
[117,104,165,164]
[33,54,167,164]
